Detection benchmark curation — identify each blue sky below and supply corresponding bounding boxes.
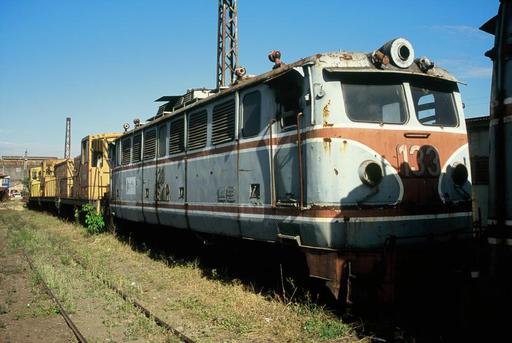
[0,0,498,157]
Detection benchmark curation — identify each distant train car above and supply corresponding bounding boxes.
[28,132,121,211]
[29,166,42,198]
[40,159,65,198]
[110,38,472,302]
[73,133,121,208]
[55,159,74,198]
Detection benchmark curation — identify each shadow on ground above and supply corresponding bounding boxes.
[109,218,510,342]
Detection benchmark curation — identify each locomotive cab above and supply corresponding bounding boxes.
[296,39,472,302]
[311,70,471,210]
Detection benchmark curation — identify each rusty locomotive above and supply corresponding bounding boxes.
[108,38,473,302]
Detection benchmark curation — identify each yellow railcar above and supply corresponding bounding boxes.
[55,159,74,198]
[41,159,64,197]
[29,166,42,198]
[74,133,121,202]
[28,132,120,212]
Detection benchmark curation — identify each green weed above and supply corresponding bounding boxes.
[304,317,352,340]
[80,204,106,235]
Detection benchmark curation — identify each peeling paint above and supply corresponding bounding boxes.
[323,99,332,127]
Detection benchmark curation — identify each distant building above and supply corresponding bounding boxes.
[466,116,490,225]
[0,155,58,193]
[0,172,9,201]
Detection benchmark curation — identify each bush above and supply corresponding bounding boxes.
[79,203,106,235]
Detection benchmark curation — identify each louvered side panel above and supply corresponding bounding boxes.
[132,134,142,162]
[169,117,185,154]
[188,110,207,150]
[121,138,131,165]
[212,100,235,145]
[143,129,157,160]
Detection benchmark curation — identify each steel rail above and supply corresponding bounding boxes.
[22,250,88,343]
[70,254,195,343]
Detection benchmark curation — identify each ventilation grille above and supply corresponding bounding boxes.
[169,117,185,154]
[188,111,207,150]
[472,156,489,185]
[132,134,142,163]
[212,100,235,145]
[121,138,131,165]
[143,129,157,160]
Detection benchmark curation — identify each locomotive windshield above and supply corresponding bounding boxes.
[342,83,408,124]
[330,72,460,127]
[410,79,459,127]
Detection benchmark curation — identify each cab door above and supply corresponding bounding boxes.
[238,86,276,240]
[274,111,301,207]
[267,69,306,207]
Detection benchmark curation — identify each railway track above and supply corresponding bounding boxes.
[23,248,195,343]
[22,250,88,343]
[69,253,195,343]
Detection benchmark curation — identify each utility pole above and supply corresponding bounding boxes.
[216,0,238,89]
[23,149,27,176]
[64,117,71,159]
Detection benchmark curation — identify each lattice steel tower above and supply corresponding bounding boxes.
[64,117,71,159]
[216,0,238,89]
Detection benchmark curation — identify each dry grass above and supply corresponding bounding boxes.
[2,208,176,342]
[1,206,359,342]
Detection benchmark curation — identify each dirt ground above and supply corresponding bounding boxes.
[0,208,75,342]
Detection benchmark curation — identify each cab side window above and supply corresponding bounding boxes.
[242,91,261,138]
[81,140,89,164]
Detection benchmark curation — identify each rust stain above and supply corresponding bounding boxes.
[340,139,348,153]
[323,137,332,153]
[340,53,353,60]
[323,99,332,127]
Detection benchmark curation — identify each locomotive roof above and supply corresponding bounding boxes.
[81,132,122,141]
[122,50,458,136]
